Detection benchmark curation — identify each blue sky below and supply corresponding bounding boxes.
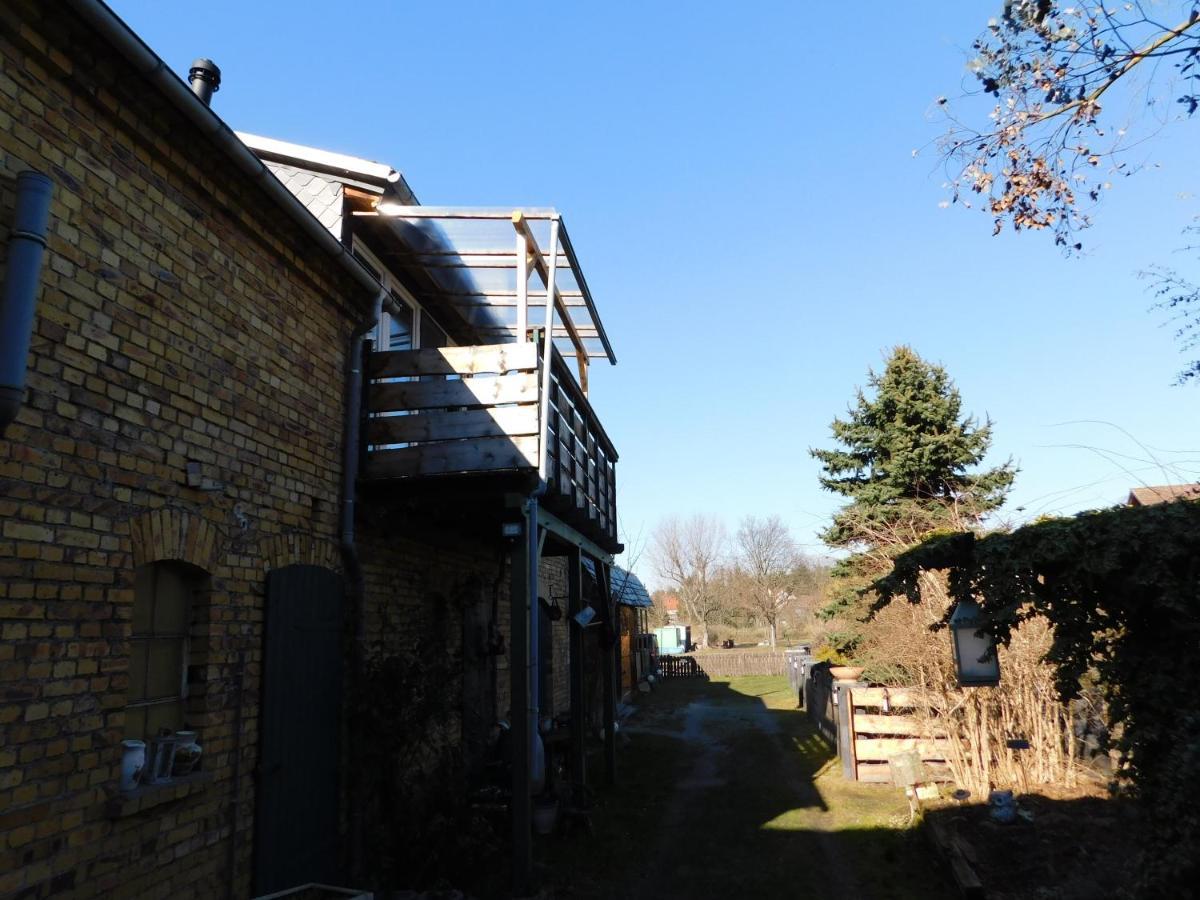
[111,0,1200,581]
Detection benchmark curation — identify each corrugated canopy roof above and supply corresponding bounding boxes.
[579,560,649,606]
[354,206,615,364]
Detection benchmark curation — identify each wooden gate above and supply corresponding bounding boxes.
[847,687,952,783]
[254,565,344,895]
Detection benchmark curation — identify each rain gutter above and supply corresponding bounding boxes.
[63,0,387,312]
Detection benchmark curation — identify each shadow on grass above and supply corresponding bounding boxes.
[535,675,955,900]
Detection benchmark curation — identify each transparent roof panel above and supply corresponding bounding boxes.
[357,207,615,363]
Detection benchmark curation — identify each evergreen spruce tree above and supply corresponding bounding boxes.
[811,346,1015,658]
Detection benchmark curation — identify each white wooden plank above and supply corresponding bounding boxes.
[853,714,925,736]
[854,737,952,762]
[368,371,537,412]
[856,761,953,783]
[368,343,536,378]
[849,688,923,708]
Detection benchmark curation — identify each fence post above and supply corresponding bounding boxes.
[836,682,860,781]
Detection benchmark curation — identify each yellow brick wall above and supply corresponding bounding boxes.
[353,521,572,818]
[0,2,370,896]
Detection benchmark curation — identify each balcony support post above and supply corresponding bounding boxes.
[515,230,528,342]
[567,545,586,806]
[509,502,532,894]
[600,562,618,786]
[537,219,560,485]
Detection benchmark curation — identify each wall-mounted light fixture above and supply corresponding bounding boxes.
[950,599,1001,687]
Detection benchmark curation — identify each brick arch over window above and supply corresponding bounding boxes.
[259,533,341,574]
[129,509,220,571]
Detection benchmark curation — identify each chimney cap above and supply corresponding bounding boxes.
[189,58,221,91]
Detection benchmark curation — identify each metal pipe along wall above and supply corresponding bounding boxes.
[0,171,53,436]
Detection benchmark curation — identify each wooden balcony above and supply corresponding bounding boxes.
[362,342,618,550]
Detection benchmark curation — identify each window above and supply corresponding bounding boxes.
[387,294,414,351]
[419,312,448,350]
[350,239,432,352]
[125,562,199,741]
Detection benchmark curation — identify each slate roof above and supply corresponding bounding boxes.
[1126,483,1200,506]
[610,565,651,608]
[266,163,343,237]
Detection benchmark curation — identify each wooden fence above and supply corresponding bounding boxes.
[799,665,953,783]
[656,650,788,680]
[804,662,838,745]
[656,654,955,785]
[657,656,707,680]
[845,687,952,783]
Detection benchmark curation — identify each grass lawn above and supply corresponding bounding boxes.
[536,675,952,899]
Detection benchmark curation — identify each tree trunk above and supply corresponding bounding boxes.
[768,619,777,648]
[699,621,709,649]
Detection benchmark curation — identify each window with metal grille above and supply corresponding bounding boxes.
[124,562,199,740]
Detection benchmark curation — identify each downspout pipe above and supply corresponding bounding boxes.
[0,171,53,436]
[341,290,385,880]
[526,496,545,795]
[341,290,384,579]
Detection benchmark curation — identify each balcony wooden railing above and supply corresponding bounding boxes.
[544,345,617,544]
[362,342,617,547]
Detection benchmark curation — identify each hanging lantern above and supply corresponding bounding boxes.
[949,599,1000,687]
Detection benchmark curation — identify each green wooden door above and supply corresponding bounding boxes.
[254,564,344,895]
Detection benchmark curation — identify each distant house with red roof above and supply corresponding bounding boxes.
[1126,483,1200,507]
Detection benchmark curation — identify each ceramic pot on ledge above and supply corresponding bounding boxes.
[120,740,146,791]
[172,731,202,776]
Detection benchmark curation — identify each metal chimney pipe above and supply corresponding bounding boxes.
[188,58,221,105]
[0,171,53,436]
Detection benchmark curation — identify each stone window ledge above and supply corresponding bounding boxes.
[105,771,213,819]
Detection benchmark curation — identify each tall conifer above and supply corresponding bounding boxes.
[811,346,1015,655]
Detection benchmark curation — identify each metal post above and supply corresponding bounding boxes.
[528,500,542,793]
[537,220,559,485]
[567,547,586,806]
[509,508,531,894]
[600,564,617,786]
[516,231,528,342]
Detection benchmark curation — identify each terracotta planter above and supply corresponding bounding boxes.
[829,666,865,682]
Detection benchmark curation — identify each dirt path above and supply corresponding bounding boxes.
[540,676,952,900]
[631,692,862,899]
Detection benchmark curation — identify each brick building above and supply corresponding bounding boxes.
[1,2,627,897]
[0,0,392,895]
[239,133,628,892]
